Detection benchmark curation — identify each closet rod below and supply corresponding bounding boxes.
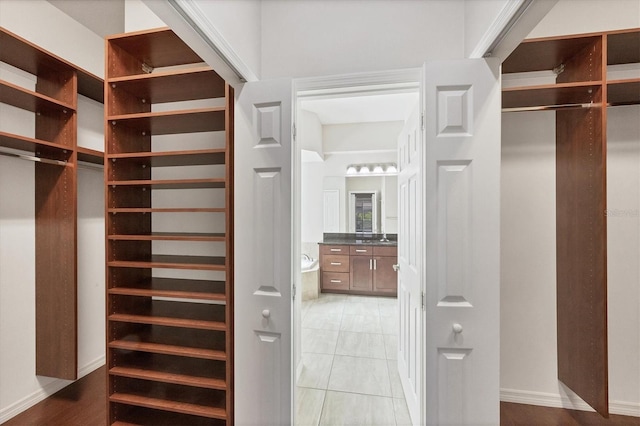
[0,149,67,166]
[77,162,104,172]
[502,102,601,113]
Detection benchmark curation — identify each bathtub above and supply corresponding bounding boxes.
[301,255,319,300]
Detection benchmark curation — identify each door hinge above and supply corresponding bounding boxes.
[421,111,425,131]
[292,123,297,141]
[293,284,297,300]
[421,291,425,311]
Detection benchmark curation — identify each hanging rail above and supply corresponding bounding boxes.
[0,149,67,166]
[502,102,602,113]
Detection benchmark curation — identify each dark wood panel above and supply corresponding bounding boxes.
[373,256,397,294]
[106,178,226,190]
[0,131,72,161]
[322,272,350,291]
[503,35,602,74]
[556,106,608,417]
[107,28,204,72]
[108,254,226,271]
[108,149,226,167]
[108,277,226,300]
[350,245,372,256]
[320,244,349,255]
[77,147,104,165]
[557,36,603,84]
[502,83,601,109]
[608,79,640,105]
[607,29,640,65]
[109,67,225,105]
[35,163,77,380]
[0,80,75,112]
[350,255,372,291]
[322,254,350,272]
[501,402,640,425]
[108,108,226,135]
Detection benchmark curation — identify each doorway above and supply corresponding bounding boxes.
[292,73,420,425]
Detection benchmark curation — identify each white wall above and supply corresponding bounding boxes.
[0,0,104,77]
[464,0,511,57]
[0,3,106,419]
[125,0,165,32]
[260,0,465,79]
[500,0,640,415]
[323,121,403,154]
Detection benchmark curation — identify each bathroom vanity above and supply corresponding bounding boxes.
[319,234,397,296]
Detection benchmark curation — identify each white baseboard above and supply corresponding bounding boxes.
[501,388,640,417]
[0,356,105,424]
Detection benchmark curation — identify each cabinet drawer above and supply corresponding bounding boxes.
[350,245,373,256]
[321,245,349,255]
[322,255,349,272]
[373,246,397,257]
[322,272,349,290]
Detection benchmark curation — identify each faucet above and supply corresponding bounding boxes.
[302,253,312,261]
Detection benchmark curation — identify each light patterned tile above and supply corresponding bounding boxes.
[343,301,380,316]
[319,391,395,425]
[340,313,382,334]
[335,331,386,359]
[381,314,399,335]
[303,328,339,354]
[303,310,343,331]
[345,295,380,304]
[327,355,391,397]
[296,387,325,426]
[297,353,334,389]
[393,397,413,426]
[384,334,398,360]
[387,359,405,399]
[378,300,398,316]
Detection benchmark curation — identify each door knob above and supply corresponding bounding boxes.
[262,309,270,319]
[452,323,463,334]
[392,264,400,272]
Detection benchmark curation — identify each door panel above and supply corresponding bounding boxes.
[397,105,422,425]
[373,256,397,294]
[424,59,501,425]
[235,78,292,425]
[349,256,372,291]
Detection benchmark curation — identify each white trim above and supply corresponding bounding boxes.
[469,0,530,59]
[0,356,105,424]
[167,0,258,82]
[500,388,640,418]
[324,149,398,155]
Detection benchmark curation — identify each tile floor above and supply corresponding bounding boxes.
[296,293,411,426]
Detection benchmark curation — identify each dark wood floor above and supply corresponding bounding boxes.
[4,366,639,425]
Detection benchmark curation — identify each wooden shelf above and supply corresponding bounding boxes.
[108,149,226,167]
[107,28,204,76]
[77,147,104,165]
[108,108,226,135]
[502,82,602,109]
[608,29,640,65]
[607,78,640,105]
[108,207,226,214]
[0,131,72,158]
[110,366,226,390]
[108,277,226,300]
[109,340,226,361]
[108,254,225,271]
[107,178,226,189]
[110,393,226,420]
[0,80,75,113]
[106,27,233,425]
[108,67,225,104]
[503,34,601,74]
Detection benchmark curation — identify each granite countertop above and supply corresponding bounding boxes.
[320,233,398,246]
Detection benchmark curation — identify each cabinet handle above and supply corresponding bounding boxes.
[330,279,342,283]
[374,259,377,270]
[355,249,367,253]
[369,259,372,269]
[330,262,342,266]
[330,248,342,252]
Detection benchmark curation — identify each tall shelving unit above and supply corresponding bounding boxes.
[502,27,640,418]
[0,26,103,380]
[105,28,234,425]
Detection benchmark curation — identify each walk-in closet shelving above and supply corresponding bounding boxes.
[0,26,103,380]
[502,27,640,418]
[105,27,233,426]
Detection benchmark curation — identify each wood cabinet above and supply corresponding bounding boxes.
[0,26,103,380]
[105,28,233,425]
[502,27,640,418]
[320,243,397,296]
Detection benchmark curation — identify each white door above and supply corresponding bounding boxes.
[397,105,422,425]
[424,59,501,425]
[235,78,293,425]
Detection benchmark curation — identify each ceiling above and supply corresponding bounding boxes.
[300,92,419,125]
[48,0,124,37]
